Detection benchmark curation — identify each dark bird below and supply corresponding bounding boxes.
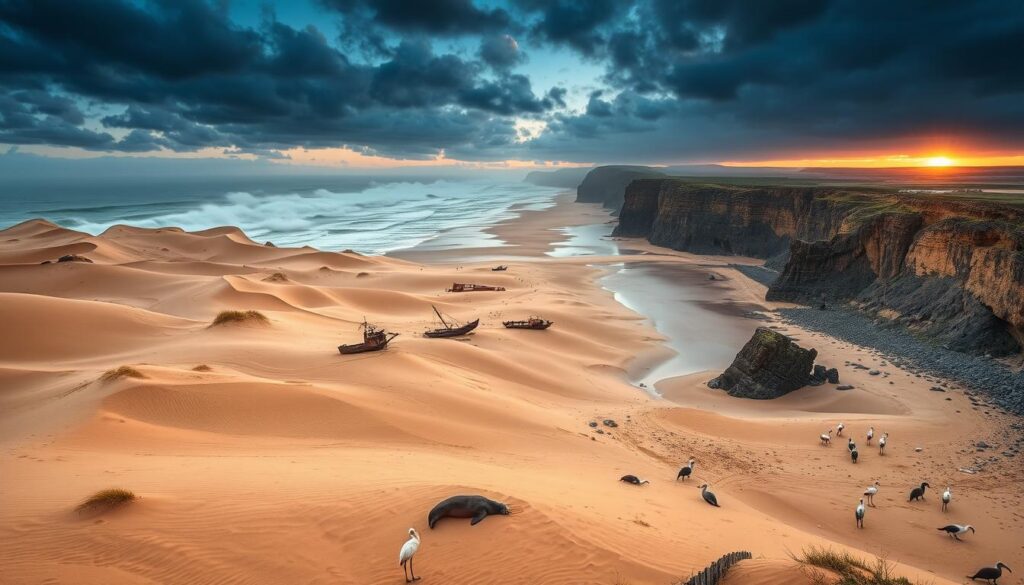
[848,438,856,452]
[968,562,1011,583]
[855,499,865,528]
[938,524,974,541]
[851,448,859,464]
[699,484,720,507]
[909,482,930,502]
[676,459,695,481]
[619,474,649,486]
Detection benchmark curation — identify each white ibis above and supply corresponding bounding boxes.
[677,459,695,481]
[855,499,865,528]
[938,524,974,541]
[942,486,952,511]
[863,481,880,506]
[909,482,930,502]
[699,484,720,507]
[820,429,833,446]
[399,528,421,582]
[866,426,874,445]
[968,562,1011,583]
[836,422,845,436]
[878,432,888,455]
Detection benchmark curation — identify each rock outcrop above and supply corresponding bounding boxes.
[614,179,1024,356]
[708,328,818,399]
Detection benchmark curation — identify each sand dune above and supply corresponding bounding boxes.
[1,209,1020,585]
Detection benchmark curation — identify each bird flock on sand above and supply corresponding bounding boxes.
[821,422,1010,584]
[393,420,1011,583]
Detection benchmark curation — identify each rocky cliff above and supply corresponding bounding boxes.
[614,180,1024,356]
[576,166,664,211]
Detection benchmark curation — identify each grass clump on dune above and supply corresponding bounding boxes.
[76,488,136,514]
[99,366,146,382]
[192,364,212,372]
[795,547,917,585]
[211,310,268,327]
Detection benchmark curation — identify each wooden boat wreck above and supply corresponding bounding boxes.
[424,305,479,338]
[502,317,553,330]
[491,265,508,271]
[446,282,506,293]
[338,320,399,354]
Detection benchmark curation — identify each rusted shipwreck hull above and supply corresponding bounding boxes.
[446,282,506,292]
[338,320,399,354]
[424,305,479,338]
[502,317,553,330]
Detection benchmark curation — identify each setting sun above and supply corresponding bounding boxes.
[924,156,955,167]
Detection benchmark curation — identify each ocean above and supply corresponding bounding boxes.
[0,175,562,255]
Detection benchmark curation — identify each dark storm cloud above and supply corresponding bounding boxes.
[1,0,1023,162]
[479,35,525,70]
[321,0,513,35]
[514,0,620,56]
[519,0,1024,161]
[0,0,552,159]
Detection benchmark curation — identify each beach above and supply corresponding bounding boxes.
[1,195,1022,585]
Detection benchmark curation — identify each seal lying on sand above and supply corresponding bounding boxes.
[428,495,509,529]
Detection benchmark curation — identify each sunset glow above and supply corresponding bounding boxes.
[720,153,1024,169]
[924,156,955,167]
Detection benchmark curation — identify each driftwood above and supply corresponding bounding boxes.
[680,551,752,585]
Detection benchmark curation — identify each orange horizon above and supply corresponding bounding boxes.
[717,153,1024,169]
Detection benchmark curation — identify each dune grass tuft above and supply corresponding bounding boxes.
[795,547,917,585]
[76,488,136,514]
[99,366,146,382]
[192,364,212,372]
[211,310,269,326]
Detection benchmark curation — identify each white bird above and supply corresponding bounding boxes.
[820,429,833,446]
[938,523,974,541]
[866,426,874,445]
[864,481,880,507]
[399,528,421,582]
[836,422,845,436]
[942,486,952,512]
[855,499,865,528]
[878,432,888,455]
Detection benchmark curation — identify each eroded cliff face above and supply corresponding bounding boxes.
[576,166,664,211]
[615,179,1024,356]
[614,180,856,260]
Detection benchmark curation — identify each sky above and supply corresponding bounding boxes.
[1,0,1023,170]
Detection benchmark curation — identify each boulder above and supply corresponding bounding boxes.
[809,364,828,386]
[57,254,93,263]
[708,327,817,399]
